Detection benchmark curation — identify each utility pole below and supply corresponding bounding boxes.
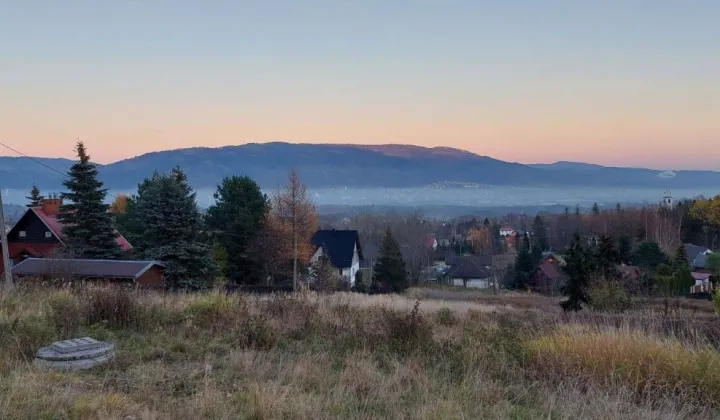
[0,189,13,290]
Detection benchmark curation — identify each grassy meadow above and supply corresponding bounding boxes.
[1,285,719,419]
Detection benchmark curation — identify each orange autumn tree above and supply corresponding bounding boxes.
[109,194,129,214]
[271,169,318,291]
[467,226,493,255]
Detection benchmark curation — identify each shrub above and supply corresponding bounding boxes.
[86,287,139,329]
[380,300,433,354]
[46,290,85,337]
[587,281,632,312]
[713,289,720,314]
[434,307,457,326]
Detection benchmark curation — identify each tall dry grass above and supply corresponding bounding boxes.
[0,284,718,419]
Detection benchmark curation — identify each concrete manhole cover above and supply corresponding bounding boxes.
[35,337,115,370]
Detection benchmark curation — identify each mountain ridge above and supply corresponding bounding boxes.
[1,142,719,191]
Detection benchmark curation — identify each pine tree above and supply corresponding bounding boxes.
[672,244,689,272]
[561,233,591,311]
[206,176,269,285]
[58,141,123,259]
[513,233,535,289]
[617,235,632,264]
[26,184,44,207]
[129,168,216,290]
[592,202,600,216]
[373,227,408,293]
[483,217,490,227]
[531,214,549,251]
[596,235,619,279]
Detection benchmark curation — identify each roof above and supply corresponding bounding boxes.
[29,207,132,251]
[542,252,566,266]
[693,253,710,269]
[535,261,560,281]
[684,243,711,264]
[311,230,363,269]
[500,226,515,231]
[691,272,712,281]
[422,234,437,248]
[446,254,492,267]
[446,255,491,279]
[11,258,164,279]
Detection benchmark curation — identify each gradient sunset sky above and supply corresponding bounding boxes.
[1,1,718,169]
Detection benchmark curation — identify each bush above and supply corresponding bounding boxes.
[714,289,720,314]
[588,281,632,312]
[380,300,433,354]
[434,307,457,326]
[86,287,139,329]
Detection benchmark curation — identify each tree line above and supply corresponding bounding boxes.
[27,141,414,293]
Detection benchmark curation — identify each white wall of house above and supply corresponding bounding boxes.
[310,243,360,286]
[452,278,491,288]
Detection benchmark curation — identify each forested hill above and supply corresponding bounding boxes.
[2,143,719,190]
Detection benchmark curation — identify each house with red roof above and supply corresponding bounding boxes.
[529,261,564,295]
[0,197,132,274]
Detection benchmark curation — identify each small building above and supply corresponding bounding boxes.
[685,244,713,272]
[541,252,566,267]
[690,272,713,294]
[422,234,438,250]
[446,255,492,288]
[499,226,516,237]
[529,261,562,295]
[11,258,165,287]
[0,197,133,273]
[310,229,363,285]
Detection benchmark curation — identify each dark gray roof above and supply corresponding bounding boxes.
[311,230,363,269]
[446,254,492,267]
[684,243,711,264]
[11,258,164,279]
[694,253,710,269]
[447,255,491,279]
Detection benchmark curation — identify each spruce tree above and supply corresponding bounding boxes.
[672,244,689,272]
[531,214,549,251]
[26,184,44,207]
[596,235,619,279]
[58,141,123,259]
[206,176,269,285]
[617,235,632,264]
[592,203,600,216]
[373,227,408,293]
[513,233,535,289]
[130,168,216,290]
[561,233,591,311]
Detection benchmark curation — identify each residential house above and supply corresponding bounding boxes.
[541,252,566,267]
[310,229,363,285]
[529,261,563,295]
[499,226,516,237]
[12,258,165,287]
[0,198,133,274]
[422,234,438,250]
[446,254,492,288]
[684,243,713,272]
[690,272,713,294]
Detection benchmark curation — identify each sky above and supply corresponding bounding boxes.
[1,1,718,170]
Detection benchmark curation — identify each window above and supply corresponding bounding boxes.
[18,231,26,238]
[45,231,52,238]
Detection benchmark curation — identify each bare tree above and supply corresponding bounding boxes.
[272,169,318,291]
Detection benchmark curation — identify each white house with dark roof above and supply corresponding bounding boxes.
[310,229,363,285]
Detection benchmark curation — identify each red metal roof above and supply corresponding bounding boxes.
[30,206,132,251]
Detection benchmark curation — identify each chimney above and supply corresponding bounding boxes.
[41,195,62,216]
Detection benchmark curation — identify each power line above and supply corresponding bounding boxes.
[0,141,68,177]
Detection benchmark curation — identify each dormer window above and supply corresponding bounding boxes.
[45,231,52,238]
[18,231,26,238]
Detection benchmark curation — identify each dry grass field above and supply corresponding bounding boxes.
[1,284,719,419]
